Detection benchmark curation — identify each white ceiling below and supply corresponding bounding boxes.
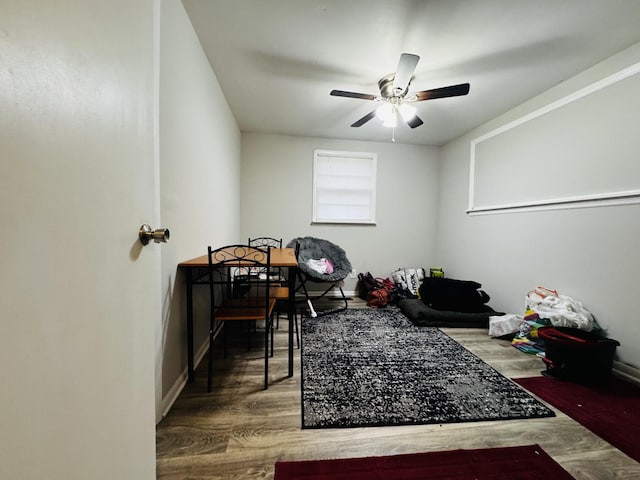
[182,0,640,146]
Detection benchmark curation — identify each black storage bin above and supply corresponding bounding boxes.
[538,326,620,383]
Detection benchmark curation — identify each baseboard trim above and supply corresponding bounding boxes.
[159,372,186,422]
[612,360,640,386]
[158,338,209,423]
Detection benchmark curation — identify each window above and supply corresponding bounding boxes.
[312,149,377,224]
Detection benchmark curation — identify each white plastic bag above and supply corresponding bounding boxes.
[489,314,523,337]
[525,287,594,331]
[392,267,425,295]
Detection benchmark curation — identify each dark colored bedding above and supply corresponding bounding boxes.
[398,298,501,328]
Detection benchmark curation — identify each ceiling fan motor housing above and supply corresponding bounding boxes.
[378,73,409,99]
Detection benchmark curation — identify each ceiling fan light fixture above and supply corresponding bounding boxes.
[376,103,399,127]
[398,103,416,121]
[382,115,397,128]
[375,103,393,121]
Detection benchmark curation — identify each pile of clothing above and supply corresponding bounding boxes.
[499,287,600,355]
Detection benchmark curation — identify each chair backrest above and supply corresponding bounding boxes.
[207,244,273,319]
[248,237,284,281]
[248,237,282,248]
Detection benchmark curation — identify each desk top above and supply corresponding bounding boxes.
[179,247,297,268]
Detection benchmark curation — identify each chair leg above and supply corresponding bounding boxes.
[223,321,228,358]
[297,273,318,318]
[337,286,348,312]
[294,310,300,349]
[264,317,270,390]
[207,326,215,393]
[270,313,275,357]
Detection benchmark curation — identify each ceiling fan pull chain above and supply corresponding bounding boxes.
[392,126,396,143]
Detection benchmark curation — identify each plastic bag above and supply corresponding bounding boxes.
[392,267,425,296]
[489,314,523,338]
[525,286,594,331]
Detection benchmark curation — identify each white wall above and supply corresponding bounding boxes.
[241,133,441,291]
[157,0,241,420]
[0,1,157,478]
[437,41,640,372]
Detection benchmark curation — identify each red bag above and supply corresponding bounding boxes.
[367,287,389,308]
[378,277,394,292]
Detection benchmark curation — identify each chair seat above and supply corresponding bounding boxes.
[269,286,290,300]
[216,297,276,321]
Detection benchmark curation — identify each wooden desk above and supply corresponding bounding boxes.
[178,247,298,382]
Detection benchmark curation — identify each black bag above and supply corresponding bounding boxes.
[357,272,378,300]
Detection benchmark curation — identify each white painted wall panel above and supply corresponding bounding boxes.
[437,41,640,371]
[470,63,640,212]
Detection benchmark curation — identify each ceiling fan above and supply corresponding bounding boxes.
[330,53,470,129]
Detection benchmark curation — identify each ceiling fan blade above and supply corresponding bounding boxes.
[413,83,470,101]
[405,114,424,129]
[351,110,376,127]
[392,53,420,95]
[330,90,377,101]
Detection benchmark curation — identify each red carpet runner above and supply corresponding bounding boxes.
[274,444,574,480]
[515,375,640,462]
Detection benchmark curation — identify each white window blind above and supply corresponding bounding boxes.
[312,149,377,224]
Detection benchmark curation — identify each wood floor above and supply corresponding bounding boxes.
[156,301,640,479]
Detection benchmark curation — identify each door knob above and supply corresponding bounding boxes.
[139,224,170,245]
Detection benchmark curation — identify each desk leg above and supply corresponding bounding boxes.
[185,268,195,382]
[287,266,295,377]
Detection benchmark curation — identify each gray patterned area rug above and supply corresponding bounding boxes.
[301,307,554,429]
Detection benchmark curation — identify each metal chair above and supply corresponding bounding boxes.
[247,237,285,281]
[248,237,299,351]
[248,236,282,248]
[207,244,276,392]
